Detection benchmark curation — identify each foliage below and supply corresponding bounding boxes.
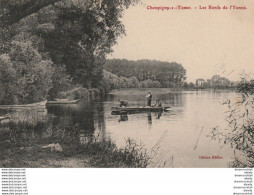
[102,70,120,90]
[39,0,138,88]
[0,54,18,104]
[81,138,151,167]
[48,65,72,99]
[102,70,162,90]
[0,41,53,104]
[59,86,90,100]
[209,78,254,167]
[139,79,161,88]
[58,86,104,100]
[0,0,138,104]
[183,82,195,88]
[104,59,186,87]
[195,75,233,88]
[0,0,139,27]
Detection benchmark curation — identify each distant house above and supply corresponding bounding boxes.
[195,78,205,87]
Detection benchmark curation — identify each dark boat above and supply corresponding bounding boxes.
[111,106,171,115]
[0,116,8,120]
[0,116,10,124]
[46,99,80,105]
[0,100,47,109]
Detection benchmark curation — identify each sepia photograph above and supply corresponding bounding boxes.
[0,0,253,168]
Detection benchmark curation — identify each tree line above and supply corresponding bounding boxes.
[194,75,234,88]
[182,75,236,89]
[104,59,186,88]
[102,70,161,91]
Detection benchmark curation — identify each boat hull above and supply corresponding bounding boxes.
[111,106,170,115]
[0,116,9,124]
[46,99,80,105]
[0,100,47,109]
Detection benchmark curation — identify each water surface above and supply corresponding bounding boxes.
[0,88,237,167]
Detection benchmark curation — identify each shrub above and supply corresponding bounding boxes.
[209,78,254,167]
[81,138,152,168]
[59,86,90,100]
[0,41,53,104]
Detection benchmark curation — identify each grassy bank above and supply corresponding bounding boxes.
[0,136,151,168]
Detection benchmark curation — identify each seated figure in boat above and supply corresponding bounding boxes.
[154,99,162,107]
[118,99,128,107]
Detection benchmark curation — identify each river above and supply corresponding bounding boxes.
[0,88,238,167]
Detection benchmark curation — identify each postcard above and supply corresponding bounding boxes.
[0,0,253,194]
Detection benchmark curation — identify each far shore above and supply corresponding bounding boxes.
[107,87,236,94]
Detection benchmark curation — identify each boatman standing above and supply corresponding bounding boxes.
[146,91,152,107]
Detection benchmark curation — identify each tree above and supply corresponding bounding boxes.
[189,82,195,88]
[102,70,120,91]
[0,0,92,27]
[210,75,231,88]
[0,41,53,104]
[0,54,18,104]
[129,76,139,88]
[33,0,138,88]
[48,65,72,98]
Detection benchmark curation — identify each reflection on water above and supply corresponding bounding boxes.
[118,114,128,122]
[0,88,237,167]
[147,113,152,126]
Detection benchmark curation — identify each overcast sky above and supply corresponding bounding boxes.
[108,0,254,82]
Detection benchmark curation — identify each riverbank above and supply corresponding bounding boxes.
[107,87,236,95]
[0,137,151,168]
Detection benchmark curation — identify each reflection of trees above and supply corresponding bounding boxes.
[167,93,185,107]
[47,103,95,136]
[0,108,48,141]
[94,102,106,140]
[5,108,47,125]
[0,100,108,142]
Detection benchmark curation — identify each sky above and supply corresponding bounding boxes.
[108,0,254,82]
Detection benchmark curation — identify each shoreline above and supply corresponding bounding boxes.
[0,137,151,168]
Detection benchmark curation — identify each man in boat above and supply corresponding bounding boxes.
[118,99,128,107]
[146,91,152,107]
[154,99,162,107]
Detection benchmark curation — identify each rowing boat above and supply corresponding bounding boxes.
[0,100,47,109]
[0,116,9,124]
[111,106,171,115]
[0,116,8,120]
[46,99,80,105]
